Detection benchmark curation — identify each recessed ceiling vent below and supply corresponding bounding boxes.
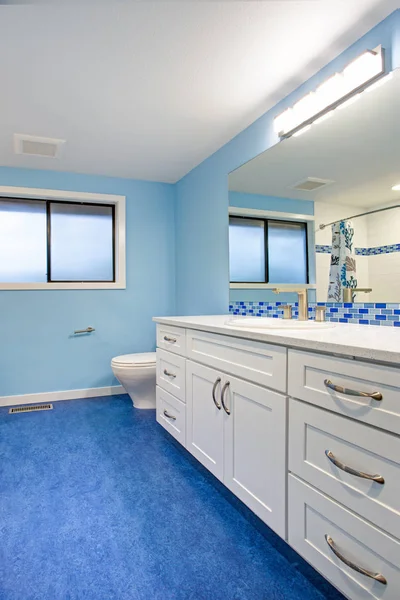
[14,134,65,158]
[291,177,333,192]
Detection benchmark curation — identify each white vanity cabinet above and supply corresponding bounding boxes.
[288,349,400,436]
[186,359,287,537]
[155,318,400,600]
[186,360,224,480]
[288,475,400,600]
[222,373,286,537]
[287,348,400,600]
[186,328,287,392]
[156,325,287,539]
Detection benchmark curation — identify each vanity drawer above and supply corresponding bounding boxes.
[156,386,186,447]
[186,329,287,392]
[289,399,400,539]
[288,349,400,435]
[289,475,400,600]
[156,324,186,357]
[156,349,186,402]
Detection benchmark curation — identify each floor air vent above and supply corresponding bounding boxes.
[9,404,53,414]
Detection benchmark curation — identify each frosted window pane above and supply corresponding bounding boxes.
[0,199,47,282]
[268,221,307,284]
[229,218,265,282]
[50,203,114,281]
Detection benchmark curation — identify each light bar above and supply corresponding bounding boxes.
[274,46,385,139]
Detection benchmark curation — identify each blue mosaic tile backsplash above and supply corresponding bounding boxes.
[229,301,400,327]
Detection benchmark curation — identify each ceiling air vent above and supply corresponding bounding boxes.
[14,134,65,158]
[291,177,333,192]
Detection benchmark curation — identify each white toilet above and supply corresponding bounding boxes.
[111,352,156,409]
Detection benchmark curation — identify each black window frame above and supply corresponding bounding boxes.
[0,197,116,284]
[229,215,309,284]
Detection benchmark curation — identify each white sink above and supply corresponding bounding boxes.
[225,317,335,330]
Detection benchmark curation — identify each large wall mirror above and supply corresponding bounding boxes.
[228,67,399,310]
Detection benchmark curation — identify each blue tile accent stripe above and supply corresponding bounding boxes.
[315,244,400,256]
[366,244,400,255]
[229,302,400,326]
[315,245,332,254]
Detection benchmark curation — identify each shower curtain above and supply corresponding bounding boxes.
[327,220,357,302]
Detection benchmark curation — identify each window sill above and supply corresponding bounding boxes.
[0,186,126,292]
[230,283,316,289]
[0,282,126,291]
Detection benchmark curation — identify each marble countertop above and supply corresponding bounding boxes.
[153,315,400,365]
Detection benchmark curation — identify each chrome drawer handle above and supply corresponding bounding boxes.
[221,381,231,415]
[163,410,176,421]
[325,535,387,585]
[163,369,176,379]
[324,379,382,401]
[325,450,385,484]
[212,377,221,410]
[164,336,177,343]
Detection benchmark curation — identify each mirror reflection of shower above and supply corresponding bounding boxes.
[315,205,400,303]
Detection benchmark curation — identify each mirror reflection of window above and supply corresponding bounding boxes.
[229,217,265,283]
[268,221,308,284]
[229,217,308,284]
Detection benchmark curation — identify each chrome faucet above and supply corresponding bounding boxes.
[273,288,309,321]
[343,288,372,303]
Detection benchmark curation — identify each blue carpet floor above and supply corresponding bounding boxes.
[0,395,345,600]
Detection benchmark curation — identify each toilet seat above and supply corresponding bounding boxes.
[111,352,156,367]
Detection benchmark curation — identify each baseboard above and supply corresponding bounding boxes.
[0,385,125,408]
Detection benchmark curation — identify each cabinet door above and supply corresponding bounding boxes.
[186,360,224,480]
[223,375,287,538]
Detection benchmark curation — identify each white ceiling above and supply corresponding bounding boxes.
[229,68,400,208]
[0,1,398,183]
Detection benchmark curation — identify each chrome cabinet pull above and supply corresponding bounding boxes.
[212,378,222,410]
[325,535,387,585]
[163,410,176,421]
[324,379,382,401]
[74,326,95,334]
[163,369,176,379]
[325,450,385,484]
[221,381,231,415]
[163,336,177,343]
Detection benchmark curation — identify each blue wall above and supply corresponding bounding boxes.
[0,167,176,397]
[229,192,314,215]
[175,11,400,315]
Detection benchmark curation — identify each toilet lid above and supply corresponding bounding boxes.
[112,352,156,366]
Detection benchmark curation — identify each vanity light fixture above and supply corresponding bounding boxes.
[337,93,361,110]
[292,125,312,137]
[313,111,334,125]
[392,184,400,191]
[365,71,393,92]
[274,46,385,139]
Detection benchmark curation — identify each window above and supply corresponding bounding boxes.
[0,193,122,288]
[50,203,114,282]
[229,216,308,284]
